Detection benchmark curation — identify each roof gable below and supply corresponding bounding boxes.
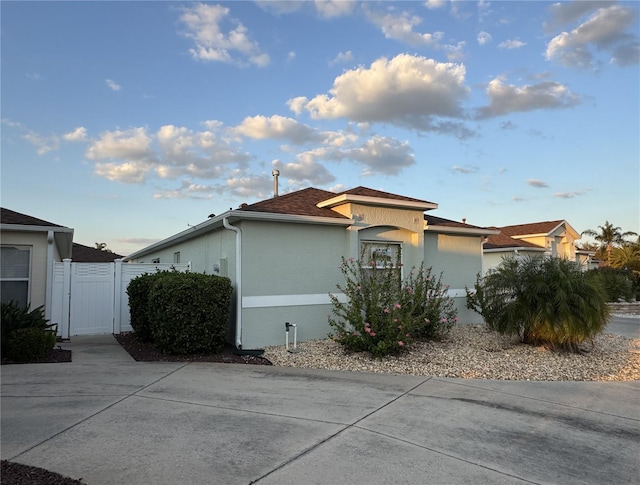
[339,186,436,205]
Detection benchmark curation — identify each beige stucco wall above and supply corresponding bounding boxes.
[1,231,49,309]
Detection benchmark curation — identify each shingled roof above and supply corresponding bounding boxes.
[72,243,124,262]
[484,231,546,251]
[498,220,566,237]
[1,208,67,228]
[238,187,348,218]
[238,186,436,219]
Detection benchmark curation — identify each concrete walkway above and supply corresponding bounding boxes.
[1,334,639,485]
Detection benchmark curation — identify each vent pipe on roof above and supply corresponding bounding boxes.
[272,169,280,197]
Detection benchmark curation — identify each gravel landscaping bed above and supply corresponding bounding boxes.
[263,324,640,381]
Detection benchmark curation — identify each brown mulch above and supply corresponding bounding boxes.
[1,460,84,485]
[113,332,272,365]
[1,347,72,365]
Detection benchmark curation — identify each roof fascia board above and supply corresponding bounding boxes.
[1,223,73,234]
[483,247,547,253]
[425,224,500,236]
[230,210,354,226]
[317,194,438,211]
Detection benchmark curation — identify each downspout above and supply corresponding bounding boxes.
[223,217,242,349]
[45,231,54,323]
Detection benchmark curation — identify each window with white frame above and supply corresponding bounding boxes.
[0,245,32,308]
[173,252,181,264]
[360,241,402,286]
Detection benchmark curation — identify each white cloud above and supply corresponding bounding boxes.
[554,189,590,199]
[288,54,471,136]
[254,1,304,15]
[527,179,549,188]
[364,7,444,47]
[476,77,581,118]
[425,0,446,10]
[23,131,59,155]
[86,127,155,162]
[153,179,216,200]
[452,165,478,174]
[272,157,336,186]
[546,5,639,68]
[179,3,270,67]
[314,0,356,18]
[498,39,526,49]
[94,161,154,184]
[225,171,275,199]
[477,31,492,45]
[63,127,88,142]
[231,115,323,144]
[330,50,353,65]
[544,1,612,33]
[105,79,121,91]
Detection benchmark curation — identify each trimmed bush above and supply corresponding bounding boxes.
[127,272,170,342]
[467,256,610,353]
[148,272,232,354]
[329,257,457,358]
[5,327,53,362]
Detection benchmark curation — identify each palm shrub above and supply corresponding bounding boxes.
[328,257,457,358]
[585,267,634,302]
[1,301,56,360]
[466,256,610,353]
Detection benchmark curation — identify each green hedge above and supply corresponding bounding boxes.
[148,272,232,354]
[127,272,170,342]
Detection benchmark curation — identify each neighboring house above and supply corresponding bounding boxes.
[71,242,124,262]
[0,208,73,321]
[483,220,593,274]
[126,186,498,350]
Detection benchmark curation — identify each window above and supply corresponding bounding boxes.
[173,252,181,264]
[0,245,31,308]
[360,241,402,287]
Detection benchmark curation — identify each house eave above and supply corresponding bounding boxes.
[424,224,500,236]
[483,246,547,253]
[1,223,74,258]
[125,210,354,260]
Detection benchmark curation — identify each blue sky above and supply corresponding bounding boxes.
[2,1,638,256]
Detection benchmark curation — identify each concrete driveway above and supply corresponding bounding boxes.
[1,334,639,485]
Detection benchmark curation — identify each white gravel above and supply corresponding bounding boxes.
[263,324,640,381]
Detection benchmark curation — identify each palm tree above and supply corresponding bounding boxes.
[581,221,637,264]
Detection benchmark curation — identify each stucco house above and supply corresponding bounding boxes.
[0,208,74,321]
[483,220,593,274]
[126,186,498,350]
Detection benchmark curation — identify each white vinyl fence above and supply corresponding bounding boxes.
[51,259,190,338]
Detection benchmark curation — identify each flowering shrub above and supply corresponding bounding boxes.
[328,257,457,358]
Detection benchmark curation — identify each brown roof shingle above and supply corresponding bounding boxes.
[484,231,546,250]
[71,243,124,262]
[498,220,565,237]
[1,208,67,228]
[238,187,348,219]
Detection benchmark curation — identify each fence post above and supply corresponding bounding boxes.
[61,258,71,339]
[113,259,123,335]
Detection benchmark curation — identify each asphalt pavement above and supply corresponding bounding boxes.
[1,327,639,485]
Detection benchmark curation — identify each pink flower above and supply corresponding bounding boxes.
[398,341,404,346]
[441,317,447,323]
[397,325,403,330]
[454,317,459,322]
[370,331,376,337]
[394,303,401,309]
[383,307,390,313]
[424,318,430,323]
